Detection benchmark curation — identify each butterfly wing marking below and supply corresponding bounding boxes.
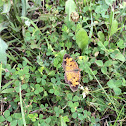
[65,71,81,92]
[62,54,81,92]
[62,54,79,71]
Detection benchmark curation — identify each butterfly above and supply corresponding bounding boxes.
[62,54,81,92]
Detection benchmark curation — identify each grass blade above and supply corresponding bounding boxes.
[19,82,26,126]
[0,63,2,90]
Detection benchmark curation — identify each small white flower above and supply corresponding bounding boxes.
[84,87,89,94]
[25,20,31,27]
[79,85,84,90]
[82,92,86,98]
[82,87,89,99]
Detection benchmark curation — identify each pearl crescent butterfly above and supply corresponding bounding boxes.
[62,54,81,92]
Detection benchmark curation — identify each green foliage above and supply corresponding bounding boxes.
[95,60,103,67]
[28,113,38,122]
[76,28,89,51]
[110,20,118,36]
[105,0,116,6]
[60,116,67,126]
[97,31,105,42]
[2,0,11,14]
[0,0,126,126]
[65,0,77,21]
[107,79,122,95]
[0,38,8,64]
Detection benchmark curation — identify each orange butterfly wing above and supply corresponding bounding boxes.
[62,54,81,92]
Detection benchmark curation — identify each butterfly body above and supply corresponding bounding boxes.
[62,54,81,92]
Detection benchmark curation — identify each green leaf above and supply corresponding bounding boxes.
[0,116,5,122]
[53,58,59,67]
[63,116,69,122]
[10,120,18,126]
[97,31,105,42]
[78,113,84,120]
[28,114,34,118]
[41,79,46,85]
[122,78,126,86]
[101,67,107,74]
[110,50,125,62]
[0,38,8,64]
[13,113,22,119]
[73,102,79,107]
[113,87,121,95]
[31,118,36,122]
[51,78,56,83]
[97,41,106,51]
[54,107,60,117]
[45,117,51,124]
[76,28,89,50]
[71,107,76,112]
[65,0,77,21]
[39,87,43,92]
[67,101,73,107]
[22,84,27,90]
[39,114,43,119]
[115,80,122,87]
[110,20,118,36]
[115,53,125,62]
[107,79,122,95]
[66,41,72,49]
[22,57,33,66]
[35,84,40,89]
[54,90,60,96]
[77,108,83,113]
[73,96,80,101]
[105,0,116,6]
[61,116,67,126]
[107,79,116,89]
[0,0,4,6]
[95,4,109,18]
[21,0,26,17]
[1,88,14,93]
[4,110,10,118]
[48,70,55,76]
[104,60,113,66]
[95,60,103,66]
[2,0,11,14]
[2,80,15,90]
[17,119,23,126]
[67,93,73,100]
[7,116,12,122]
[72,112,77,119]
[104,41,109,47]
[0,22,9,32]
[34,89,39,94]
[117,39,124,49]
[40,104,45,109]
[49,89,54,94]
[43,91,48,97]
